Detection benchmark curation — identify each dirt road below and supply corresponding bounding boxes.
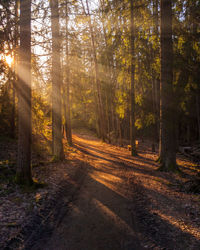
[32,133,143,250]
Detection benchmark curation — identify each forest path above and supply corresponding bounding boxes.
[33,132,143,250]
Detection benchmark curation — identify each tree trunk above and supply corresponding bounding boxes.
[154,0,160,118]
[159,0,177,171]
[16,0,32,185]
[10,81,15,138]
[50,0,64,159]
[106,95,111,143]
[11,0,19,139]
[186,122,190,144]
[196,93,200,142]
[130,0,137,156]
[152,0,160,144]
[64,1,72,146]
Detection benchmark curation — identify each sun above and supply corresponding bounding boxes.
[5,55,13,66]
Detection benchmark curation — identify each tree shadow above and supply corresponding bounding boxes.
[74,142,171,184]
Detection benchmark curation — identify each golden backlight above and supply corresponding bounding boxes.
[5,55,13,66]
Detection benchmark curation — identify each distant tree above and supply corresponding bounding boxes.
[130,0,137,156]
[50,0,64,159]
[63,0,72,146]
[159,0,177,171]
[151,0,160,150]
[16,0,33,185]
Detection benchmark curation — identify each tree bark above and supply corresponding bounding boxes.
[50,0,64,159]
[63,1,72,146]
[130,0,137,156]
[153,0,160,144]
[16,0,32,185]
[159,0,177,170]
[11,0,19,139]
[196,93,200,142]
[10,81,15,138]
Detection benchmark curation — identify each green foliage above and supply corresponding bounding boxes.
[31,90,52,158]
[135,118,142,130]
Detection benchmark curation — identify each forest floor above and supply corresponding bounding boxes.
[0,130,200,249]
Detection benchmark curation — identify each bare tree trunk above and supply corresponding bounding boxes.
[152,0,160,148]
[186,122,190,144]
[16,0,32,185]
[159,0,177,171]
[106,95,111,143]
[50,0,64,159]
[130,0,137,156]
[196,93,200,141]
[154,0,160,120]
[11,0,19,139]
[111,105,115,136]
[63,1,72,146]
[99,0,114,143]
[11,81,15,138]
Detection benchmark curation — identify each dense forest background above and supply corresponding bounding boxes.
[0,0,199,183]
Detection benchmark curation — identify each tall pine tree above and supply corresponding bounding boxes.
[159,0,177,171]
[50,0,64,159]
[16,0,33,185]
